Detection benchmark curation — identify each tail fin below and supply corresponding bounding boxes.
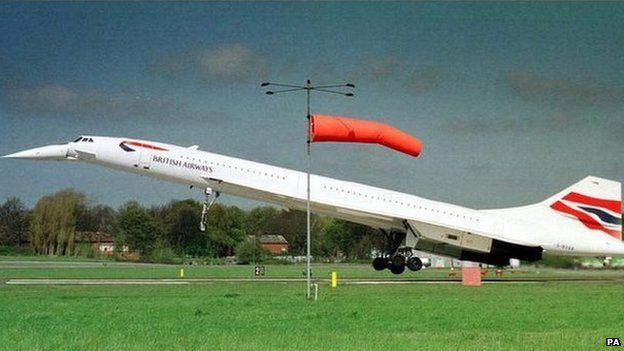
[488,176,622,240]
[544,176,621,239]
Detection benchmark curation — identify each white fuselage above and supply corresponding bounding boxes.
[5,135,624,261]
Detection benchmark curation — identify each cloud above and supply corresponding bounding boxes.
[441,71,624,134]
[508,71,624,107]
[347,57,443,93]
[150,43,267,83]
[441,113,587,134]
[441,118,519,134]
[348,56,403,81]
[0,60,24,90]
[2,84,185,120]
[405,68,442,93]
[608,121,624,140]
[198,44,266,82]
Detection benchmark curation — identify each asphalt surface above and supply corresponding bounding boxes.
[4,277,624,285]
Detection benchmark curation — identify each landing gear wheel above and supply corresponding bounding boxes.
[390,254,405,267]
[389,263,406,275]
[407,257,423,271]
[372,257,387,271]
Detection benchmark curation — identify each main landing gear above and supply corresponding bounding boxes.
[372,246,423,274]
[372,223,424,275]
[199,188,220,232]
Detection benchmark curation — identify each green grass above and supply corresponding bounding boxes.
[0,282,622,350]
[2,259,624,281]
[0,262,451,279]
[1,257,623,350]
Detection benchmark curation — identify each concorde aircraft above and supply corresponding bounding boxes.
[4,136,623,273]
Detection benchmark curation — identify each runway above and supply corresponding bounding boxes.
[4,277,624,285]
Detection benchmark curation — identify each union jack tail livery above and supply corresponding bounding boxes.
[484,176,622,258]
[548,177,622,240]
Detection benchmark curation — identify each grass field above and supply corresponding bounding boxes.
[2,257,624,281]
[0,258,623,350]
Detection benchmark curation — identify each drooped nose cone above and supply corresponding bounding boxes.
[2,144,69,160]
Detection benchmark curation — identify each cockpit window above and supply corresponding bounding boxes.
[73,136,83,143]
[89,138,94,142]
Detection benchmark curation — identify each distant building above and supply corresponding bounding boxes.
[74,231,127,255]
[250,235,289,255]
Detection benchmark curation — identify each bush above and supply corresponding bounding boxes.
[147,243,182,264]
[200,257,228,265]
[266,257,294,265]
[73,243,98,258]
[537,255,579,269]
[0,246,33,256]
[235,240,270,264]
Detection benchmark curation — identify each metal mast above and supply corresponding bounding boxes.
[261,80,354,298]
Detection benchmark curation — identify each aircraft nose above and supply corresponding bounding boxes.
[2,144,69,160]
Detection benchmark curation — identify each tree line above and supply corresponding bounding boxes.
[0,189,384,263]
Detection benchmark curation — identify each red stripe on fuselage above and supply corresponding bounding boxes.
[551,200,621,239]
[123,141,168,151]
[562,192,621,213]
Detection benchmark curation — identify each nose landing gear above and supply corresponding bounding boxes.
[199,188,220,232]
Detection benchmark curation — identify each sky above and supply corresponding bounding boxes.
[0,2,623,210]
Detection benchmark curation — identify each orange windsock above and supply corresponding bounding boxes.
[310,114,422,157]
